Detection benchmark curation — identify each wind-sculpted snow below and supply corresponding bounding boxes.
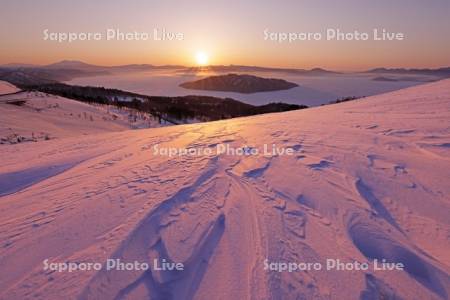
[0,80,449,299]
[0,160,81,196]
[348,217,448,299]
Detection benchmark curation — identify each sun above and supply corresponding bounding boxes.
[195,51,209,66]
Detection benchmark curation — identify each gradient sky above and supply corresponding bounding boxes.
[1,0,449,70]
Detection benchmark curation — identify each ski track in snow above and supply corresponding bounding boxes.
[0,80,450,299]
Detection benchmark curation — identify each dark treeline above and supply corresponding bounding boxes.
[22,83,306,124]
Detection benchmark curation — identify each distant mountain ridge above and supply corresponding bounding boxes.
[368,67,450,77]
[0,60,183,74]
[43,60,183,72]
[44,60,100,70]
[181,65,340,76]
[1,61,449,86]
[2,60,449,76]
[1,60,339,76]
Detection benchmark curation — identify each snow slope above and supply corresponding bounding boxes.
[0,80,449,299]
[0,90,162,144]
[0,80,20,95]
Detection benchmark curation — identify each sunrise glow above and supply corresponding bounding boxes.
[195,51,209,66]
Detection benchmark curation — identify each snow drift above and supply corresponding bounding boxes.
[0,80,449,299]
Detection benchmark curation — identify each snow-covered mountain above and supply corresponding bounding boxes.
[0,81,163,144]
[0,80,449,299]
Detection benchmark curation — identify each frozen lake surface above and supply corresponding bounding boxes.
[68,70,433,106]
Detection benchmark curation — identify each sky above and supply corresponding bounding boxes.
[0,0,449,70]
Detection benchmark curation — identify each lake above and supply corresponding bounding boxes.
[67,70,433,106]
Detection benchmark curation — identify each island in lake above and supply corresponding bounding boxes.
[179,73,298,93]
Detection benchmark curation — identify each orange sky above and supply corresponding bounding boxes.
[1,0,449,70]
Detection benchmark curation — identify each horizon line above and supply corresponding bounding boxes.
[2,60,449,73]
